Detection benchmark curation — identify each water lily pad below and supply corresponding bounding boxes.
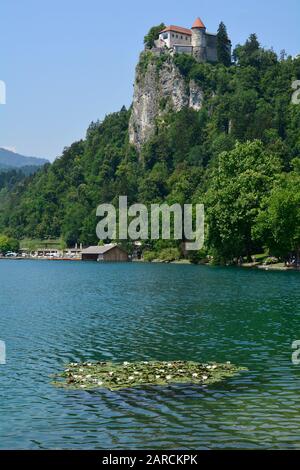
[52,360,247,391]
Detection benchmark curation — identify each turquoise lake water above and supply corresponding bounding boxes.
[0,260,300,449]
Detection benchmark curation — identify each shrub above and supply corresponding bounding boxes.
[158,247,181,262]
[174,53,197,77]
[188,248,209,264]
[0,234,19,254]
[144,23,166,49]
[138,51,154,77]
[264,257,279,265]
[143,250,157,262]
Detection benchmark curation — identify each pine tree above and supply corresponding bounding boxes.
[217,22,231,66]
[244,33,260,55]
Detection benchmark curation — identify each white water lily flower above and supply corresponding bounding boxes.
[79,368,84,372]
[202,375,208,381]
[87,363,92,367]
[226,361,231,365]
[143,361,149,364]
[167,363,172,368]
[133,371,139,375]
[80,385,86,388]
[206,365,212,369]
[86,375,92,379]
[123,362,129,366]
[97,381,103,386]
[156,375,161,379]
[166,375,172,380]
[128,376,134,381]
[212,365,217,370]
[109,371,114,376]
[192,373,198,378]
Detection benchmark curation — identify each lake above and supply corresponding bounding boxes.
[0,260,300,449]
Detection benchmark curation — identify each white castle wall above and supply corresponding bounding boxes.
[159,31,191,49]
[157,22,223,63]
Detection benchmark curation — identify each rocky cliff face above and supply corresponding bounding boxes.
[129,53,203,151]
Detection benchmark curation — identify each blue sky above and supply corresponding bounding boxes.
[0,0,299,161]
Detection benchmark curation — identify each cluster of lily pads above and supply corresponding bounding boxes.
[53,360,246,391]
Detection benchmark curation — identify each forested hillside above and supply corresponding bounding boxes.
[0,33,300,263]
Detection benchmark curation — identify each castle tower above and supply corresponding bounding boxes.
[191,17,207,62]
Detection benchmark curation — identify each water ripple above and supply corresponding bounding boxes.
[1,261,300,449]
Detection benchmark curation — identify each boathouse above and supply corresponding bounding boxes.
[81,244,128,262]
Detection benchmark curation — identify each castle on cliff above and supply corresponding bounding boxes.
[155,17,219,63]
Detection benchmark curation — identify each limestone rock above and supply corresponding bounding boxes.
[129,54,203,151]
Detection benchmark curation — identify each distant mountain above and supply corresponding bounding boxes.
[0,148,49,170]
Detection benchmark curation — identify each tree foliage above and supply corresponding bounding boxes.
[217,22,231,66]
[144,23,166,49]
[0,34,300,263]
[205,141,282,261]
[0,234,19,254]
[254,160,300,258]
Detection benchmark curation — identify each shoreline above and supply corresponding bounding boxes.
[1,257,299,272]
[0,256,81,262]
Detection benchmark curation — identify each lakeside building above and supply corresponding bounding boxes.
[81,244,128,262]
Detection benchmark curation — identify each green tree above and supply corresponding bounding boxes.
[205,141,282,262]
[217,22,231,66]
[245,34,260,55]
[0,42,299,263]
[254,163,300,259]
[0,234,19,254]
[233,34,271,69]
[144,23,166,49]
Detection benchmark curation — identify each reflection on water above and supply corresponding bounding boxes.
[0,260,300,449]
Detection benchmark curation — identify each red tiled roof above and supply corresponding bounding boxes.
[160,25,192,36]
[192,17,206,29]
